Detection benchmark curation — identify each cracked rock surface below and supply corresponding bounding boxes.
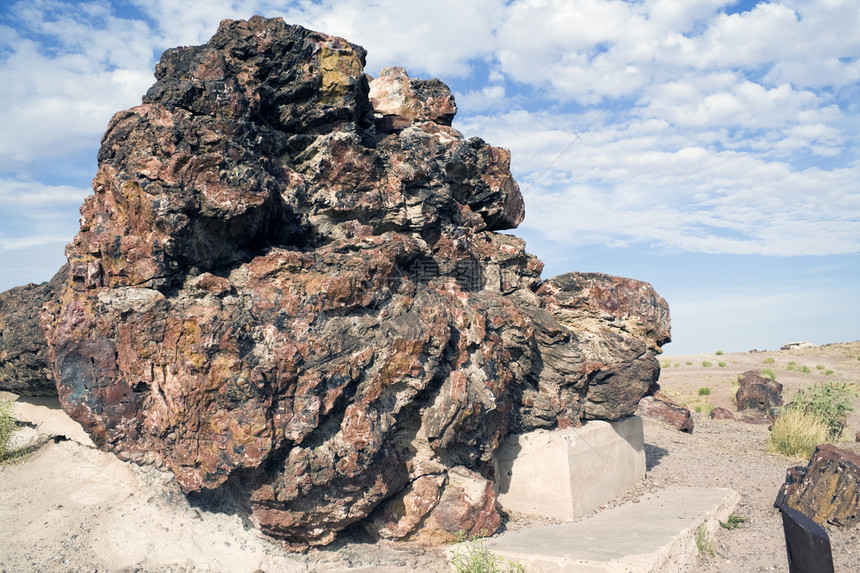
[38,16,670,548]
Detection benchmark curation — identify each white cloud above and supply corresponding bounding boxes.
[491,0,860,104]
[495,0,655,102]
[643,78,817,129]
[0,4,156,168]
[1,0,859,269]
[454,85,507,113]
[279,0,506,78]
[0,178,89,207]
[460,108,860,256]
[0,179,88,257]
[689,3,802,68]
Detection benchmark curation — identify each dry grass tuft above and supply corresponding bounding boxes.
[766,409,830,459]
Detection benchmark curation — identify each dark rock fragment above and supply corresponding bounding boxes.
[736,370,783,412]
[637,392,693,433]
[0,265,67,396]
[775,444,860,528]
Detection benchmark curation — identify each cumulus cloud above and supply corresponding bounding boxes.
[273,0,506,78]
[460,108,860,256]
[0,178,89,255]
[0,178,89,207]
[0,2,156,168]
[1,0,858,272]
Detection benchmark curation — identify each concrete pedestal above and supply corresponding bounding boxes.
[494,415,646,521]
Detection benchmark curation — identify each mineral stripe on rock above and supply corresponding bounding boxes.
[37,16,670,548]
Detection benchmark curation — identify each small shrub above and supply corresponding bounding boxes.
[800,365,811,373]
[761,368,776,380]
[662,360,671,368]
[764,357,775,364]
[0,400,21,462]
[674,363,680,368]
[686,361,693,365]
[816,364,825,370]
[825,369,834,376]
[767,409,831,459]
[696,524,715,557]
[788,361,796,366]
[718,361,727,367]
[789,381,857,439]
[786,364,796,371]
[715,349,724,355]
[698,387,711,396]
[720,514,748,530]
[450,538,526,573]
[702,361,712,367]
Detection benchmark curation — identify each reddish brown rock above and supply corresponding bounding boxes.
[534,272,669,424]
[637,392,693,433]
[775,444,860,528]
[736,370,783,412]
[0,265,67,396]
[39,16,671,548]
[710,407,735,420]
[369,67,457,132]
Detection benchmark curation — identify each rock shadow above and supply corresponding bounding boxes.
[645,442,669,471]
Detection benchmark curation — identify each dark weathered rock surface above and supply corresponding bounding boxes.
[0,265,67,396]
[39,16,670,548]
[775,444,860,528]
[637,392,693,433]
[736,370,783,412]
[710,406,735,420]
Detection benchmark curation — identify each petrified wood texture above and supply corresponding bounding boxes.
[40,16,670,547]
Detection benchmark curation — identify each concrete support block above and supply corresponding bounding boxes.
[494,415,646,521]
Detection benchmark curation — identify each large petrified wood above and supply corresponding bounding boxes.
[40,16,670,548]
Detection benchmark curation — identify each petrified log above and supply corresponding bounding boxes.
[39,16,670,548]
[736,370,783,412]
[775,444,860,528]
[636,392,693,433]
[710,406,735,420]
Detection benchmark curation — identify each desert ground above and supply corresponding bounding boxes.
[2,341,859,573]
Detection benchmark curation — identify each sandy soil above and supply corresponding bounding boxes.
[1,341,859,572]
[653,340,860,573]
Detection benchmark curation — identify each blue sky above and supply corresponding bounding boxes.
[1,0,858,354]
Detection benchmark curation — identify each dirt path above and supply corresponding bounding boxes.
[2,341,858,572]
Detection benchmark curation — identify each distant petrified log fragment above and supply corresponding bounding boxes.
[637,392,694,433]
[39,16,670,548]
[0,265,67,396]
[710,407,735,420]
[775,444,860,528]
[736,370,783,412]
